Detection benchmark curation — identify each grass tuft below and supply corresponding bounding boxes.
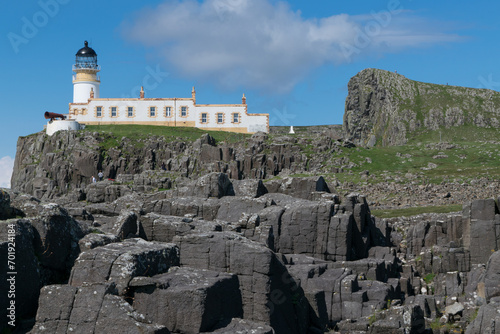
[371,204,462,218]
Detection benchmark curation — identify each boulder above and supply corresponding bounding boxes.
[250,131,268,143]
[325,213,354,261]
[465,297,500,334]
[173,232,309,334]
[130,267,242,333]
[445,302,464,317]
[232,179,268,198]
[278,201,335,258]
[139,213,222,243]
[407,294,438,319]
[469,219,499,265]
[209,318,274,334]
[216,196,272,222]
[8,192,42,218]
[258,205,285,252]
[0,220,41,328]
[264,176,331,200]
[200,144,222,163]
[85,193,145,217]
[0,190,15,220]
[69,238,179,294]
[65,207,94,222]
[332,258,391,282]
[306,268,353,324]
[78,232,120,251]
[262,193,306,206]
[368,304,425,334]
[133,170,172,191]
[110,210,146,240]
[85,181,109,203]
[30,283,169,333]
[144,196,221,221]
[177,173,234,198]
[193,133,216,149]
[27,203,86,281]
[470,198,497,221]
[478,250,500,302]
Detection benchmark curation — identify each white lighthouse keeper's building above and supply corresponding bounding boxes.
[68,41,269,133]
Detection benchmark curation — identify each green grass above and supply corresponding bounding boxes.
[467,308,479,323]
[83,124,250,144]
[423,273,436,284]
[371,204,462,218]
[329,125,500,186]
[408,125,500,144]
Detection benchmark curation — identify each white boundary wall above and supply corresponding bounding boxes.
[46,120,81,136]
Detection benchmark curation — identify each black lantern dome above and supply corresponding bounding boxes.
[75,41,98,69]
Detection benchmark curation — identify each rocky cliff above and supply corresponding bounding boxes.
[10,127,345,200]
[343,68,500,146]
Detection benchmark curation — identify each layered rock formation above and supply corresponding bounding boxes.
[343,68,500,146]
[11,130,347,200]
[2,172,500,333]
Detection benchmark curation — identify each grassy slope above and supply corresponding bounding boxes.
[331,125,500,185]
[83,124,251,150]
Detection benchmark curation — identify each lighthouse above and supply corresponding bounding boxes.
[72,41,100,103]
[68,40,269,133]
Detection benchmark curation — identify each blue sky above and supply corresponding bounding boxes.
[1,0,500,188]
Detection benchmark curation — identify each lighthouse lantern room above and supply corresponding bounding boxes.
[72,41,100,103]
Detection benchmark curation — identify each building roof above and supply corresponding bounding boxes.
[76,41,97,57]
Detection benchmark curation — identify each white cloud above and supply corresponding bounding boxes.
[0,156,14,189]
[122,0,462,93]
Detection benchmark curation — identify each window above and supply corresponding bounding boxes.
[150,106,156,117]
[165,106,171,117]
[127,107,134,117]
[96,106,102,117]
[232,113,239,123]
[181,106,187,117]
[217,113,224,124]
[111,106,117,117]
[201,113,208,123]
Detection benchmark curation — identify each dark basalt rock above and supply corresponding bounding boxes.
[173,232,310,334]
[69,238,179,294]
[465,297,500,334]
[129,267,242,333]
[0,190,15,220]
[30,283,169,334]
[0,220,40,329]
[7,133,500,334]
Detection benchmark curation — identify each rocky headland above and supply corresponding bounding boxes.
[344,68,500,147]
[2,69,500,333]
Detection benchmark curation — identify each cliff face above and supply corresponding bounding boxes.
[11,127,343,200]
[343,68,500,146]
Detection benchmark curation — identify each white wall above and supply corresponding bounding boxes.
[46,120,81,136]
[73,81,100,103]
[69,98,269,133]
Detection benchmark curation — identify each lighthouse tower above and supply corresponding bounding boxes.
[72,41,100,103]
